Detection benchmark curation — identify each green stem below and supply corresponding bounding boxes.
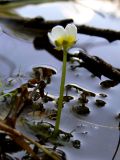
[54,48,67,135]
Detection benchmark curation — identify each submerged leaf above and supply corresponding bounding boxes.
[72,104,90,115]
[26,121,73,147]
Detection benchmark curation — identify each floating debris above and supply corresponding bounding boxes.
[100,80,119,89]
[99,93,107,98]
[66,84,96,97]
[56,95,74,107]
[72,104,90,115]
[72,140,81,149]
[42,94,55,103]
[32,66,56,83]
[63,95,74,102]
[78,92,89,104]
[95,99,106,107]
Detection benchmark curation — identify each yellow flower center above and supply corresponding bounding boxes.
[55,35,76,50]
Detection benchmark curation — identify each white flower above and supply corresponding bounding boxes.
[48,23,77,50]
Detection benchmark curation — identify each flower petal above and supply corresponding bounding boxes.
[48,32,55,45]
[65,23,77,39]
[47,23,77,50]
[51,25,65,41]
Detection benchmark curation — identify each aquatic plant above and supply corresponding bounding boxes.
[48,23,77,135]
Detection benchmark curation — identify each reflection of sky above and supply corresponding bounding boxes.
[0,33,60,74]
[14,1,95,24]
[15,0,120,28]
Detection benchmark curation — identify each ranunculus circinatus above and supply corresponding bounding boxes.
[48,23,77,50]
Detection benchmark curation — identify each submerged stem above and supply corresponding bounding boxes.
[54,49,67,135]
[0,121,60,160]
[24,135,60,160]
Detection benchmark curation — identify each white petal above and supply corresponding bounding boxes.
[48,32,55,45]
[51,25,65,40]
[65,23,77,39]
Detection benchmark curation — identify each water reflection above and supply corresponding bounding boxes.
[0,1,120,160]
[0,54,16,76]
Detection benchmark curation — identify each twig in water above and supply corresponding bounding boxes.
[112,122,120,160]
[0,120,60,160]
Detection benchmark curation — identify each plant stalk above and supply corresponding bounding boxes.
[54,48,67,135]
